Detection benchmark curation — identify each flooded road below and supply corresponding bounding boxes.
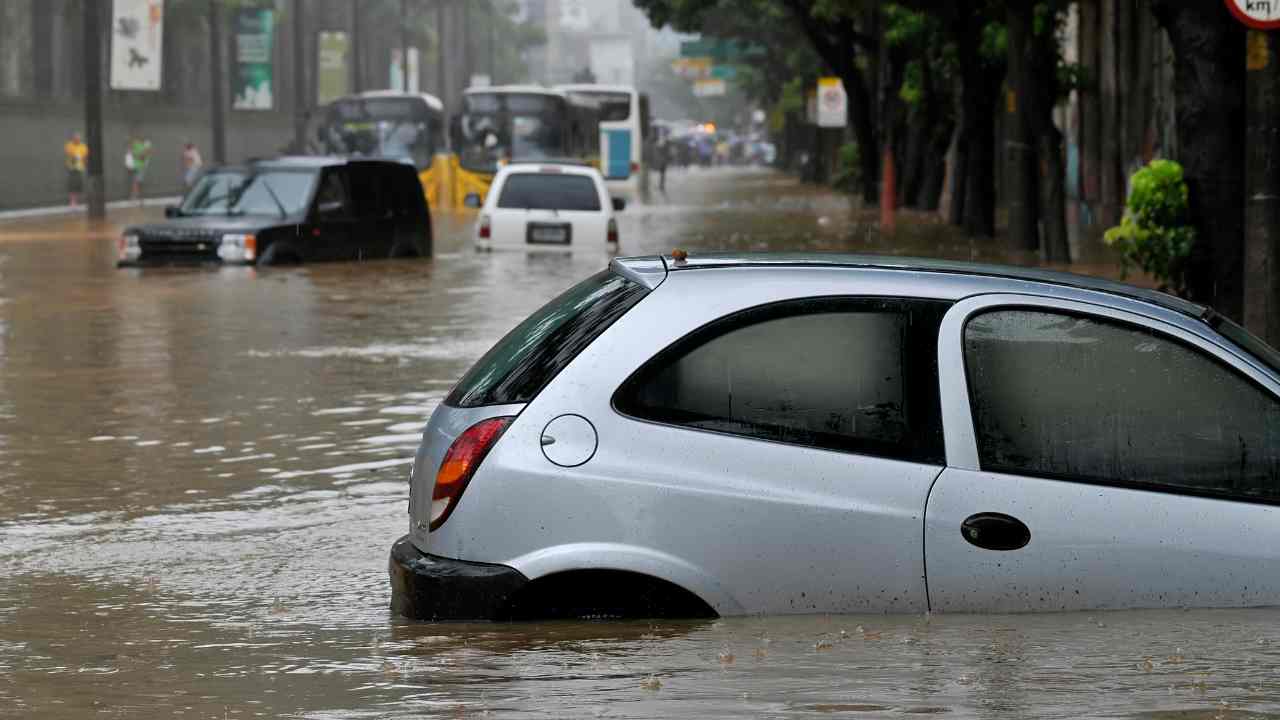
[2,167,1279,719]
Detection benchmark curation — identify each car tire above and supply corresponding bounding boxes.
[257,245,303,267]
[388,242,420,259]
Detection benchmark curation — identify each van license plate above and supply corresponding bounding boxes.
[527,223,571,245]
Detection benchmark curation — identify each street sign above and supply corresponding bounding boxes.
[671,57,712,80]
[692,79,727,98]
[816,77,847,128]
[1225,0,1280,30]
[109,0,164,91]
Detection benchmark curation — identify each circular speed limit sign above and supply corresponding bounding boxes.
[1225,0,1280,30]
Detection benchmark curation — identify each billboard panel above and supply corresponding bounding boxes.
[110,0,164,91]
[317,31,349,105]
[233,8,275,110]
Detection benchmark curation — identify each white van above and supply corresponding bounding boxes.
[468,162,623,252]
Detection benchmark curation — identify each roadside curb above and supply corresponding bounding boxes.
[0,196,182,223]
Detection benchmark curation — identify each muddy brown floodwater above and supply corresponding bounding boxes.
[2,168,1279,719]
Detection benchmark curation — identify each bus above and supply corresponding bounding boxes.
[452,85,600,202]
[308,90,447,207]
[556,84,651,199]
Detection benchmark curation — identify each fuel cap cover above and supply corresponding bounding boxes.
[540,414,598,468]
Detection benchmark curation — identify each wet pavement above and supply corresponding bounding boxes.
[2,167,1278,719]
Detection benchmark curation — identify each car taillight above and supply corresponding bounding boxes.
[478,214,491,239]
[243,234,257,262]
[630,162,639,174]
[607,218,619,245]
[430,416,513,531]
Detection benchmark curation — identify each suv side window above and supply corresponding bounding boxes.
[314,168,350,218]
[965,309,1280,502]
[615,298,950,464]
[348,164,389,219]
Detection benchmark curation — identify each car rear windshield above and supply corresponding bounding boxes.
[445,269,649,408]
[497,173,601,211]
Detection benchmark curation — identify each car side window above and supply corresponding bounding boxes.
[615,298,950,464]
[964,309,1280,502]
[314,169,349,218]
[348,165,389,219]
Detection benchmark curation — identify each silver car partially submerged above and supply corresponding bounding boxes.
[390,253,1280,621]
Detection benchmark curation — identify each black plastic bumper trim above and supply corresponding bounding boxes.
[388,536,528,621]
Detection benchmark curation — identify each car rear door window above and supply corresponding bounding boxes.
[615,298,950,464]
[446,270,648,408]
[964,309,1280,502]
[496,173,601,211]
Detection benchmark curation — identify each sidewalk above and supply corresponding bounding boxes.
[0,196,181,223]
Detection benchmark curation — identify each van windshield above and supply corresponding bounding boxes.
[497,173,601,211]
[446,270,648,408]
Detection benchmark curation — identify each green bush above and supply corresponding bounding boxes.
[1103,159,1196,295]
[832,141,861,192]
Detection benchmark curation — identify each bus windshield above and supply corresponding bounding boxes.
[457,92,569,173]
[316,97,439,170]
[565,91,632,122]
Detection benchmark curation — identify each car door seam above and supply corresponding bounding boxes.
[921,464,946,615]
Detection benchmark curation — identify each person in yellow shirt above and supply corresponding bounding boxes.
[64,132,88,207]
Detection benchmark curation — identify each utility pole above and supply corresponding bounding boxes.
[83,0,106,219]
[293,0,307,151]
[462,0,471,87]
[1244,29,1280,346]
[210,0,227,164]
[402,0,410,92]
[488,0,496,83]
[351,1,363,93]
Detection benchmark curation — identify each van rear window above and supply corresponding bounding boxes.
[497,174,602,211]
[445,270,648,408]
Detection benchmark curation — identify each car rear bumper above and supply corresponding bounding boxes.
[388,535,528,621]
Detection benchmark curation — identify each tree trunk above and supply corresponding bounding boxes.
[1037,126,1071,263]
[844,63,880,205]
[954,7,999,238]
[1030,2,1071,263]
[900,116,927,208]
[1078,0,1102,228]
[1244,30,1280,346]
[1099,0,1124,228]
[1150,1,1246,319]
[1006,3,1040,251]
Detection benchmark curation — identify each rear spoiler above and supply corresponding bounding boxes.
[609,256,667,290]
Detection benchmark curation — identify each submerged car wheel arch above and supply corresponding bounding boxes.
[504,542,745,616]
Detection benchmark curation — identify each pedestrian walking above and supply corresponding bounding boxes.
[181,141,203,189]
[654,134,669,194]
[64,132,89,207]
[125,134,152,202]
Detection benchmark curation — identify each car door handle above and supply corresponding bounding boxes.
[960,513,1031,551]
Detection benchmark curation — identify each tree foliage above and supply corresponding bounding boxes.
[1104,160,1197,295]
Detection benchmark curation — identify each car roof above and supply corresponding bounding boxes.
[499,162,603,178]
[244,156,410,172]
[612,252,1209,320]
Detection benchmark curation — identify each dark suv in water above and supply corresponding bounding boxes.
[117,157,431,266]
